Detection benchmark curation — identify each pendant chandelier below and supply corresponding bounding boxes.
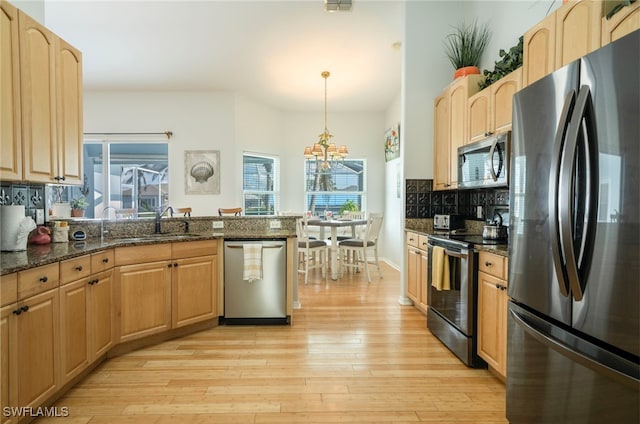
[303,71,348,171]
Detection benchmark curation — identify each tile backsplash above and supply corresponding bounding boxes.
[405,179,509,221]
[0,182,46,224]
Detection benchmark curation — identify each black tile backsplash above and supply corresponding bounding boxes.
[405,178,509,221]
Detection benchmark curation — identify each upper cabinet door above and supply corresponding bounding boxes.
[468,89,491,143]
[601,1,640,46]
[523,12,556,86]
[433,92,450,191]
[19,11,58,184]
[1,1,22,181]
[56,37,83,185]
[491,68,522,135]
[555,0,603,68]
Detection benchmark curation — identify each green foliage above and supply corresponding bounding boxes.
[606,0,635,20]
[479,36,523,90]
[443,19,491,70]
[339,200,359,214]
[70,196,89,210]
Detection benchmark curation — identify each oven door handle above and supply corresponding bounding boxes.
[427,243,468,259]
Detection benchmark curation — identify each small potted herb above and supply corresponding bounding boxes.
[70,196,89,217]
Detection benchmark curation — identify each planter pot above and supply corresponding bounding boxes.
[454,66,480,79]
[71,209,84,217]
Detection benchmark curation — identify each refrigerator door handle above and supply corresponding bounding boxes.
[561,85,598,301]
[549,90,576,297]
[510,307,639,389]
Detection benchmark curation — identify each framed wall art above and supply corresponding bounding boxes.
[384,123,400,162]
[185,150,220,194]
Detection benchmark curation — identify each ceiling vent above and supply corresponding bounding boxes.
[325,0,352,12]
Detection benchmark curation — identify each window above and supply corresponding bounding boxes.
[66,141,169,219]
[243,153,279,215]
[304,159,365,215]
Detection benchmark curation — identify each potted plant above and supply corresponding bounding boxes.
[443,19,491,79]
[339,199,359,215]
[479,36,523,90]
[70,196,89,217]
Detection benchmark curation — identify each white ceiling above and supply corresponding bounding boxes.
[44,0,404,112]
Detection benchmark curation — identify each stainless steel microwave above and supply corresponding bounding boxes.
[458,132,510,189]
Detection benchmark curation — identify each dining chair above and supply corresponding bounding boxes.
[296,217,327,284]
[338,213,384,282]
[218,207,242,216]
[176,207,192,217]
[330,211,367,242]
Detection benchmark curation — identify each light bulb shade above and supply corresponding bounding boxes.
[327,143,337,154]
[338,145,349,157]
[312,143,323,156]
[303,147,313,158]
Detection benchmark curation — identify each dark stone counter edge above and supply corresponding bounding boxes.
[405,226,509,258]
[1,231,296,276]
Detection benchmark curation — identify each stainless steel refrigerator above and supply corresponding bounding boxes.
[507,30,639,423]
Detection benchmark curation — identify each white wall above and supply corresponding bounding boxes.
[83,91,236,216]
[383,92,403,269]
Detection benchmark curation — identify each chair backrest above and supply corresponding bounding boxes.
[348,211,367,220]
[176,207,192,217]
[363,213,383,243]
[296,217,315,247]
[218,207,242,216]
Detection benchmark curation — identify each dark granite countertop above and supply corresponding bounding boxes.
[1,231,296,276]
[404,225,509,258]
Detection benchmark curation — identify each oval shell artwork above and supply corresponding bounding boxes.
[190,161,214,183]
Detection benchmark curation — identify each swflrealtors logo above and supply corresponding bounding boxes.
[3,406,69,418]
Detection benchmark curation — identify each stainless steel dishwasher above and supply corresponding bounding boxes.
[223,239,288,324]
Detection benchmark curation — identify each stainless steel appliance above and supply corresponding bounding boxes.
[433,214,464,232]
[427,234,488,368]
[458,132,510,189]
[223,239,289,325]
[507,31,639,423]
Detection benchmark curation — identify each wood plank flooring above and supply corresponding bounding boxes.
[37,262,507,423]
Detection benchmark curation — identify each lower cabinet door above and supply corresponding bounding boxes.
[172,255,217,328]
[17,289,60,409]
[59,279,89,384]
[115,261,171,343]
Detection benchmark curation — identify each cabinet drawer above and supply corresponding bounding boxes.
[91,249,114,273]
[172,240,218,260]
[114,243,171,266]
[417,235,429,251]
[406,232,419,248]
[18,263,60,299]
[60,255,91,285]
[478,251,506,280]
[1,273,18,307]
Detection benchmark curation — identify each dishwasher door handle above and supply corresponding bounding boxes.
[226,244,284,249]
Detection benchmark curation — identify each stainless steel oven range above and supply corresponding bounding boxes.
[426,234,492,368]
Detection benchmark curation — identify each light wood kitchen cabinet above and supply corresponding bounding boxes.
[17,9,83,184]
[59,277,89,383]
[115,257,172,343]
[523,11,556,86]
[477,251,508,379]
[555,0,603,68]
[468,68,522,143]
[171,240,218,328]
[433,93,450,191]
[406,232,428,314]
[601,1,640,45]
[1,273,18,424]
[59,268,114,384]
[0,0,22,181]
[433,75,483,190]
[17,288,60,410]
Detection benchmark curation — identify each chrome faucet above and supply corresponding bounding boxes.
[101,206,118,241]
[155,205,174,234]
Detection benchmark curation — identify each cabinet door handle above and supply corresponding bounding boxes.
[75,265,83,271]
[39,276,48,283]
[485,261,492,267]
[102,258,109,263]
[21,305,29,313]
[12,308,22,316]
[173,263,178,267]
[168,264,173,268]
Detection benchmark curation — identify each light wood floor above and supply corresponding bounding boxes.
[38,262,507,424]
